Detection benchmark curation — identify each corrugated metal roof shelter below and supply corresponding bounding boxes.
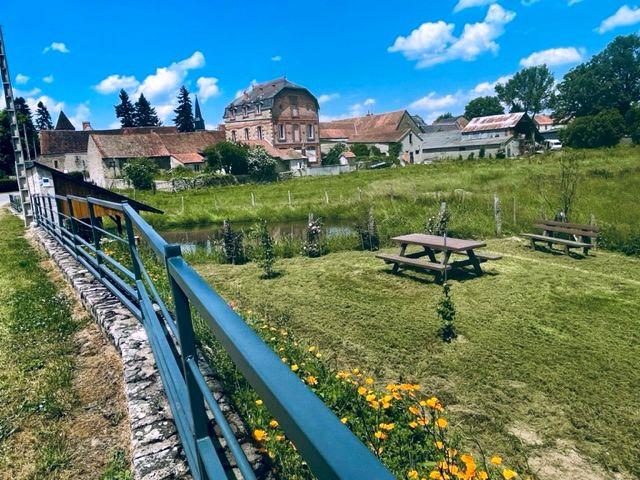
[462,112,528,133]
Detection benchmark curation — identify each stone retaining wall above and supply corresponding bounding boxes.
[28,226,264,480]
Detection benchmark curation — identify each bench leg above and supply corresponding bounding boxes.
[530,238,536,251]
[564,244,570,255]
[424,246,437,263]
[392,243,407,273]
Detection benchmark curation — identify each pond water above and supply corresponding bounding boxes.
[159,219,356,253]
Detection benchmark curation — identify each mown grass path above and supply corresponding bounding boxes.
[196,238,640,478]
[0,210,131,480]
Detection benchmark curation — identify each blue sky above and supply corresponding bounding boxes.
[3,0,640,129]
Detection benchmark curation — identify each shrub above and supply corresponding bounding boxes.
[355,208,380,251]
[350,144,370,157]
[204,141,249,174]
[426,204,450,236]
[122,157,158,190]
[322,143,345,166]
[437,283,457,342]
[388,142,402,159]
[302,216,326,258]
[172,172,237,191]
[253,219,277,278]
[479,146,486,158]
[247,146,277,182]
[222,220,245,264]
[0,178,18,193]
[66,171,85,182]
[561,108,625,148]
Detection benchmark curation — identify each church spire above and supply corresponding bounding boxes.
[193,96,205,131]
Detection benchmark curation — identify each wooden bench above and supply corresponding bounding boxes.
[522,220,599,255]
[376,253,451,273]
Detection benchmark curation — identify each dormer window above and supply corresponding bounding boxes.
[243,105,248,117]
[256,102,261,115]
[230,108,236,120]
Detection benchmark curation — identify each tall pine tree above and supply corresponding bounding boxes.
[114,89,136,127]
[173,86,195,132]
[134,93,161,127]
[35,101,54,130]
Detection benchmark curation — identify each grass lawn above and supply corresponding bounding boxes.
[195,238,640,478]
[134,147,640,254]
[0,210,131,480]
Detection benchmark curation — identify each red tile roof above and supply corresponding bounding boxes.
[534,114,554,126]
[242,139,306,160]
[172,152,204,164]
[320,110,408,141]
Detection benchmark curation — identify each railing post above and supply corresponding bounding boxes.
[122,204,142,281]
[66,197,79,256]
[87,200,103,276]
[30,195,38,224]
[46,195,55,233]
[166,244,208,479]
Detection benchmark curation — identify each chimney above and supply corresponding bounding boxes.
[82,121,93,131]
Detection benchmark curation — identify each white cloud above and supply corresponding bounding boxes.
[108,120,122,129]
[15,73,29,84]
[235,79,259,99]
[520,47,583,67]
[43,42,69,54]
[271,55,282,62]
[196,76,220,102]
[318,93,340,104]
[364,98,376,106]
[389,4,515,68]
[67,103,91,129]
[134,51,205,101]
[42,75,54,84]
[410,92,461,112]
[470,74,512,97]
[14,87,42,97]
[93,74,139,94]
[24,95,65,117]
[155,104,176,124]
[453,0,493,13]
[568,0,583,5]
[598,5,640,33]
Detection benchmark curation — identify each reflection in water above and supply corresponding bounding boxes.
[159,219,355,254]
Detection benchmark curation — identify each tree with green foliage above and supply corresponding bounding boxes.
[560,109,625,148]
[247,145,277,181]
[34,101,54,130]
[173,86,195,132]
[435,112,453,122]
[15,97,38,158]
[464,96,504,119]
[204,141,249,175]
[134,94,161,127]
[554,34,640,119]
[122,157,158,190]
[0,110,13,175]
[253,219,277,278]
[222,220,245,264]
[495,65,555,117]
[115,89,136,127]
[350,143,370,157]
[322,143,345,166]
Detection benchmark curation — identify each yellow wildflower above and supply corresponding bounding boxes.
[252,429,267,442]
[357,386,367,396]
[502,469,517,480]
[291,364,299,372]
[409,421,418,429]
[369,400,380,410]
[379,422,395,431]
[434,440,444,450]
[374,431,388,440]
[408,470,419,480]
[306,375,318,385]
[275,435,285,441]
[478,472,488,480]
[308,346,316,352]
[340,417,348,424]
[255,399,263,406]
[365,393,376,402]
[409,406,421,415]
[365,377,374,385]
[269,419,279,428]
[281,357,288,363]
[491,456,503,466]
[436,417,448,429]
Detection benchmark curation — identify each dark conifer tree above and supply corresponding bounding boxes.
[14,97,38,157]
[35,101,54,130]
[173,86,195,132]
[134,93,161,127]
[114,89,136,127]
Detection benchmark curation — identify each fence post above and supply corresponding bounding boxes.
[251,192,256,207]
[66,197,80,257]
[493,194,502,236]
[324,190,329,205]
[31,195,39,225]
[288,190,292,206]
[122,206,141,281]
[87,200,103,276]
[165,244,208,478]
[46,196,55,232]
[513,196,517,227]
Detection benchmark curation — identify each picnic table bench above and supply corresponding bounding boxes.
[522,220,599,255]
[377,233,501,282]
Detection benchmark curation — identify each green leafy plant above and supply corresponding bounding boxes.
[355,208,380,251]
[302,216,325,258]
[426,204,450,236]
[437,283,457,343]
[122,157,158,190]
[222,220,245,264]
[247,146,277,182]
[253,219,277,278]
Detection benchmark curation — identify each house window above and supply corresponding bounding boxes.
[290,96,299,117]
[256,103,261,115]
[278,124,286,141]
[293,124,300,142]
[409,133,413,144]
[244,128,250,140]
[54,160,59,169]
[307,124,314,140]
[231,130,237,141]
[257,126,263,140]
[230,108,236,120]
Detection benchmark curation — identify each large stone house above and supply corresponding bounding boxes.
[223,78,322,165]
[319,110,424,163]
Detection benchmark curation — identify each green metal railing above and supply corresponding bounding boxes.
[9,193,22,213]
[31,193,394,480]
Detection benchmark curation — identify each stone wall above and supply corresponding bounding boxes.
[28,226,265,480]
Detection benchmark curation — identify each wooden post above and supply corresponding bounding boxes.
[513,196,517,226]
[251,192,256,207]
[288,190,292,206]
[324,190,329,205]
[357,187,362,201]
[494,194,502,236]
[181,195,185,214]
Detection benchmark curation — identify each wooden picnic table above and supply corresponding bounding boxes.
[376,233,501,282]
